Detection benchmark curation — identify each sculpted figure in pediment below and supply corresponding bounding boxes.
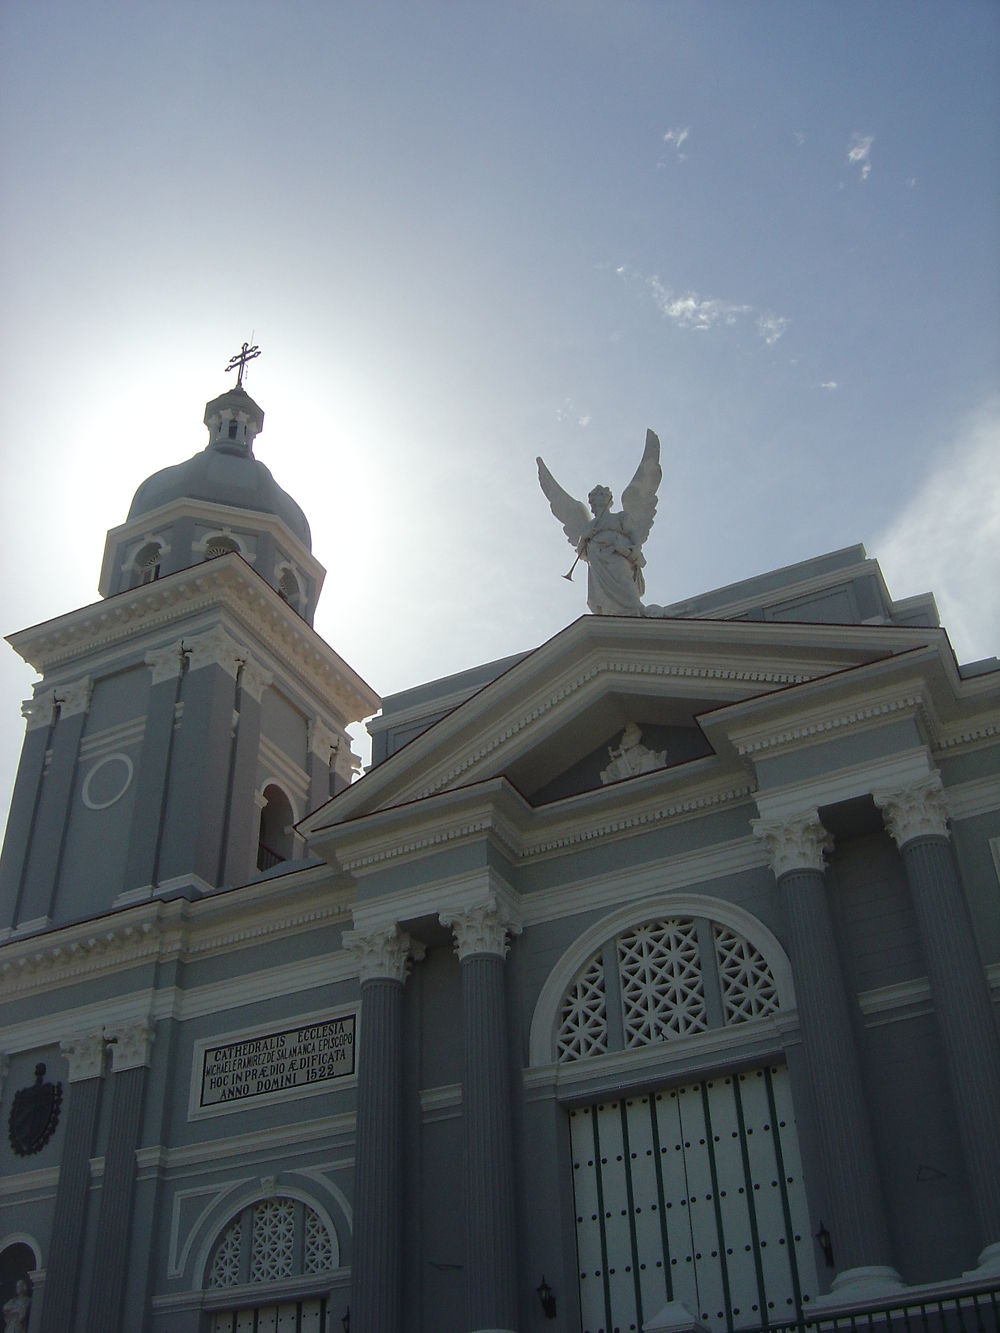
[537,429,661,616]
[599,722,668,785]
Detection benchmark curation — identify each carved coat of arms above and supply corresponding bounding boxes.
[8,1063,62,1157]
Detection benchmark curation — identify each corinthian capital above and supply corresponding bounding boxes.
[22,690,57,732]
[104,1019,154,1071]
[440,896,523,961]
[873,773,949,848]
[343,923,425,983]
[60,1032,107,1082]
[145,642,185,685]
[752,811,833,879]
[56,676,93,718]
[239,656,273,703]
[183,626,245,678]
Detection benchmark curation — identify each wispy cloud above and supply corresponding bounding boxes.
[793,130,805,147]
[556,397,592,428]
[819,380,839,391]
[757,313,788,346]
[876,400,1000,663]
[615,265,786,346]
[847,132,874,180]
[659,127,690,164]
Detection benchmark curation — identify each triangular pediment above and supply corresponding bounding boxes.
[303,614,946,834]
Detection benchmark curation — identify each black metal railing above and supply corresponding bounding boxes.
[256,841,284,871]
[758,1281,999,1333]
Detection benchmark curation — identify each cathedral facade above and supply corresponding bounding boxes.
[1,379,999,1333]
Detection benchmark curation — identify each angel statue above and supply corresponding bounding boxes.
[537,429,662,616]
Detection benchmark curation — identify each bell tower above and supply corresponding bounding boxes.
[0,360,378,936]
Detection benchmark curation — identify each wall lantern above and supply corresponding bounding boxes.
[536,1275,557,1319]
[815,1221,835,1269]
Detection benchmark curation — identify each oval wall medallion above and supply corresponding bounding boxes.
[81,753,134,810]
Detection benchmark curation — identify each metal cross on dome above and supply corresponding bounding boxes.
[224,340,261,388]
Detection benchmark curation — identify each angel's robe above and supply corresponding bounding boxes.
[579,508,645,615]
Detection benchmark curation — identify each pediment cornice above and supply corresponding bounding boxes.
[7,556,379,722]
[308,761,753,877]
[317,615,942,825]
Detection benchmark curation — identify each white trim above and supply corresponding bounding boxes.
[168,1177,254,1279]
[81,752,134,810]
[135,1113,357,1176]
[0,1232,43,1268]
[527,892,796,1066]
[77,716,146,761]
[188,1181,341,1291]
[0,1169,59,1200]
[753,747,935,822]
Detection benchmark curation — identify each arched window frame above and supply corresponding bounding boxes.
[256,782,299,870]
[129,539,164,587]
[529,894,795,1068]
[202,532,243,562]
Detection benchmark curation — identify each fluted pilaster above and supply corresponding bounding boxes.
[86,1022,152,1333]
[442,897,521,1331]
[344,924,421,1333]
[876,778,1000,1254]
[40,1034,105,1333]
[754,813,897,1283]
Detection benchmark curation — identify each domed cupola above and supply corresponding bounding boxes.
[99,349,325,624]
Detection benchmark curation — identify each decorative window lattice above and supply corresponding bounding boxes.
[556,952,608,1062]
[209,1217,242,1288]
[303,1206,333,1274]
[714,924,780,1023]
[250,1198,295,1282]
[619,918,707,1047]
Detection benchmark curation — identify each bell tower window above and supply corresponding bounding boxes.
[257,784,295,870]
[204,535,240,561]
[227,418,239,440]
[132,542,162,588]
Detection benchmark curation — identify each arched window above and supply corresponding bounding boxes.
[131,541,162,587]
[555,914,781,1063]
[204,535,240,561]
[227,418,239,440]
[257,784,295,870]
[0,1242,37,1327]
[204,1195,336,1333]
[277,568,298,603]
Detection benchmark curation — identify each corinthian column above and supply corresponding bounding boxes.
[753,812,901,1300]
[86,1020,154,1333]
[874,774,1000,1273]
[40,1033,106,1333]
[440,896,522,1333]
[343,923,423,1333]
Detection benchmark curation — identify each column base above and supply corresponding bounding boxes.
[964,1239,1000,1278]
[812,1265,906,1308]
[643,1299,710,1332]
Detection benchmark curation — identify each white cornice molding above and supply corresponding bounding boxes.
[7,558,379,724]
[752,747,935,824]
[731,690,927,758]
[751,810,832,878]
[0,872,352,1004]
[316,769,753,876]
[406,654,817,802]
[873,772,950,847]
[99,494,326,597]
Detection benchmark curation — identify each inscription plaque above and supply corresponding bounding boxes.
[197,1014,356,1111]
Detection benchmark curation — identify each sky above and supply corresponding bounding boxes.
[0,1,998,831]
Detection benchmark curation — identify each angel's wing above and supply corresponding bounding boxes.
[621,428,661,545]
[536,456,591,546]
